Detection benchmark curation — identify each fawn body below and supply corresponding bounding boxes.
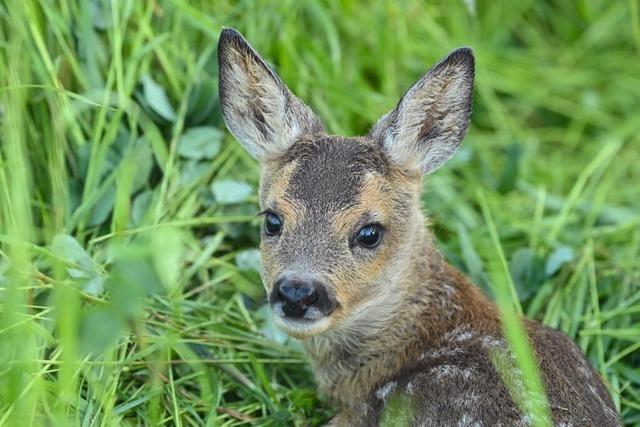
[217,28,619,426]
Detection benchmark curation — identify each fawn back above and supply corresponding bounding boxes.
[217,28,620,426]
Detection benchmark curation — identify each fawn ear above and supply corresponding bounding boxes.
[369,48,475,175]
[218,28,324,160]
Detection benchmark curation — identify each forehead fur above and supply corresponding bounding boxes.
[274,135,390,210]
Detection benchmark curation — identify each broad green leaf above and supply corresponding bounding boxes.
[510,247,545,301]
[257,305,290,346]
[89,0,111,30]
[78,0,107,88]
[151,229,184,291]
[177,126,223,160]
[456,223,489,290]
[89,184,116,226]
[78,307,127,356]
[545,246,575,277]
[186,79,219,125]
[180,160,210,185]
[83,276,105,296]
[131,190,153,226]
[107,259,158,318]
[51,234,105,295]
[141,74,176,121]
[51,234,94,272]
[497,142,522,194]
[131,137,154,192]
[236,249,261,272]
[211,180,252,205]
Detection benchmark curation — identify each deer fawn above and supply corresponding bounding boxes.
[217,28,620,426]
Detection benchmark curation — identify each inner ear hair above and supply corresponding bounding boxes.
[369,47,475,175]
[217,28,324,161]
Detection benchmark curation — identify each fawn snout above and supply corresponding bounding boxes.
[269,276,337,320]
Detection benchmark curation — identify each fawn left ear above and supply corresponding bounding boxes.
[369,48,475,175]
[218,28,324,160]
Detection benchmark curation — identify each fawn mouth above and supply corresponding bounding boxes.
[271,303,336,338]
[273,313,334,338]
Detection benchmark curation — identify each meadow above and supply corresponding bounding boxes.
[0,0,639,425]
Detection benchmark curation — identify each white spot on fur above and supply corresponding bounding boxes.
[520,414,533,426]
[431,364,477,381]
[359,402,369,416]
[440,284,461,315]
[375,382,397,401]
[461,367,477,380]
[421,346,464,361]
[406,381,414,395]
[457,414,482,427]
[444,326,475,342]
[577,364,591,379]
[444,326,463,340]
[453,391,480,408]
[432,364,458,380]
[443,283,456,297]
[588,384,620,421]
[456,330,475,342]
[481,336,505,349]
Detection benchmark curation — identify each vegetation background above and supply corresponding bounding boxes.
[1,0,639,425]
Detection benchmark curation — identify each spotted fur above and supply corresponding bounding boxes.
[217,28,620,426]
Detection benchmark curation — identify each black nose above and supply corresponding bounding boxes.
[279,280,317,306]
[271,278,332,319]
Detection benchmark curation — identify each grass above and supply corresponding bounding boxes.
[0,0,639,425]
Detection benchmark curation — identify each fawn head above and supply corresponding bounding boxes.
[218,28,474,338]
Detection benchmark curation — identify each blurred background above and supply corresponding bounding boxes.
[0,0,638,425]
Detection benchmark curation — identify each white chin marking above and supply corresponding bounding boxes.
[273,315,333,338]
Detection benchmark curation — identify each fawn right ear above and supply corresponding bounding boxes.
[369,48,475,175]
[218,28,324,160]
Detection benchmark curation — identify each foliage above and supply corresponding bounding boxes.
[0,0,639,425]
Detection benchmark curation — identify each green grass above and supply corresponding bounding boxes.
[1,0,639,425]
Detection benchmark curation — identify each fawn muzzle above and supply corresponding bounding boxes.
[270,277,336,320]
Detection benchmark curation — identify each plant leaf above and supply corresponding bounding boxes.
[141,74,176,121]
[180,160,210,186]
[211,180,252,205]
[236,249,261,272]
[79,307,127,356]
[545,246,575,277]
[510,247,546,301]
[177,126,223,160]
[151,228,183,291]
[89,184,116,226]
[131,190,153,226]
[131,137,154,192]
[51,234,95,272]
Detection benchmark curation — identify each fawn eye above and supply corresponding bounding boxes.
[264,212,283,236]
[355,224,383,248]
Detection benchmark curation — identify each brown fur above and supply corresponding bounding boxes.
[217,28,620,426]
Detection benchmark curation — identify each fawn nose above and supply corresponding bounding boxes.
[271,278,333,319]
[278,280,317,314]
